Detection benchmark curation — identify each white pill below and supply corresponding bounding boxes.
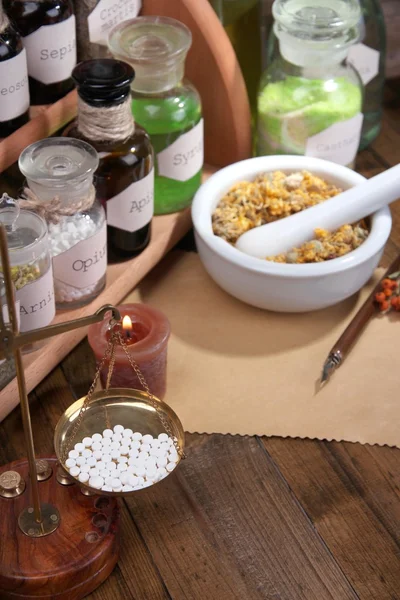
[166,462,176,472]
[117,463,127,473]
[82,449,92,458]
[89,476,104,489]
[65,458,76,469]
[78,472,90,483]
[102,454,112,464]
[105,477,114,486]
[122,485,133,492]
[102,438,111,447]
[108,461,117,471]
[92,433,102,443]
[158,433,168,443]
[159,442,169,452]
[137,476,145,485]
[111,450,120,460]
[157,467,167,479]
[167,438,174,446]
[149,448,159,457]
[74,443,85,453]
[70,466,80,477]
[102,485,113,491]
[111,477,122,489]
[138,451,149,460]
[120,472,129,485]
[93,450,103,460]
[117,456,128,464]
[68,450,79,460]
[110,442,120,451]
[92,442,102,452]
[157,457,168,468]
[141,443,151,453]
[130,440,140,450]
[76,457,86,467]
[146,458,157,469]
[155,448,167,459]
[97,461,106,471]
[86,457,97,467]
[82,437,92,447]
[169,452,179,463]
[123,428,133,438]
[127,465,136,474]
[103,429,113,438]
[132,432,142,441]
[129,449,139,458]
[120,445,130,456]
[142,434,153,444]
[128,475,138,486]
[100,469,110,479]
[89,468,100,477]
[113,425,124,434]
[112,433,122,443]
[135,465,146,477]
[128,456,138,466]
[81,464,91,473]
[142,480,153,488]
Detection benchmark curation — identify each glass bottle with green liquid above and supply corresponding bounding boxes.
[108,16,203,215]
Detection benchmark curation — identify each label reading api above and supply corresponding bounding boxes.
[107,169,154,233]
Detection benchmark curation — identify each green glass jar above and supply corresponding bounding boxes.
[108,16,203,215]
[257,0,363,169]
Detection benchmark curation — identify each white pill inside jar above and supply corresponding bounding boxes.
[141,444,151,453]
[117,463,128,473]
[102,454,112,464]
[93,450,103,461]
[113,425,124,434]
[166,462,176,473]
[100,469,110,479]
[108,461,117,471]
[76,457,86,467]
[122,485,133,492]
[142,434,153,444]
[78,472,90,483]
[158,433,168,443]
[111,450,120,460]
[117,456,128,464]
[112,433,122,443]
[102,438,111,447]
[96,461,106,471]
[128,475,138,487]
[103,429,113,438]
[70,466,80,477]
[74,443,85,453]
[89,476,104,489]
[86,457,97,467]
[120,445,130,456]
[68,450,79,460]
[132,432,142,441]
[89,468,99,477]
[80,464,91,473]
[102,485,113,491]
[92,442,102,452]
[65,458,76,469]
[92,433,102,443]
[110,442,120,451]
[82,449,92,459]
[135,465,146,477]
[157,457,168,468]
[111,477,122,489]
[119,472,129,485]
[82,437,92,447]
[129,449,139,459]
[123,428,133,438]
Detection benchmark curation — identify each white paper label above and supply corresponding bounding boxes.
[305,113,364,166]
[16,267,55,332]
[88,0,142,46]
[22,16,77,85]
[157,119,204,182]
[53,222,107,289]
[347,44,380,86]
[2,301,20,328]
[0,50,29,122]
[107,169,154,233]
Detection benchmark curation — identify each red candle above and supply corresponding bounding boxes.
[88,303,171,399]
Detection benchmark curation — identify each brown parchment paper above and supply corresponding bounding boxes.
[125,251,400,447]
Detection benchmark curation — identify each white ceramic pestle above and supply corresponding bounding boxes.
[235,163,400,259]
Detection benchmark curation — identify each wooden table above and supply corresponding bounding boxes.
[1,84,400,600]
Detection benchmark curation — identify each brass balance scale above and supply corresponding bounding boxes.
[0,224,185,599]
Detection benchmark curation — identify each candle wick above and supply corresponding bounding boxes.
[126,329,131,339]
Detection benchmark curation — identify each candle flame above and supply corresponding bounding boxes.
[122,315,132,331]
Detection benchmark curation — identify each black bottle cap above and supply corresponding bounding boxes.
[72,59,135,106]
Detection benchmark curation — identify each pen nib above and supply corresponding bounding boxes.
[320,353,342,386]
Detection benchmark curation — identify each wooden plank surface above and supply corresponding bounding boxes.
[0,85,399,599]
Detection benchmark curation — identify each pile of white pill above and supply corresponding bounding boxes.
[64,425,179,492]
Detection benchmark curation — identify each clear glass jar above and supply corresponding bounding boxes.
[347,0,386,149]
[0,199,55,351]
[19,137,107,310]
[108,16,203,215]
[257,0,364,169]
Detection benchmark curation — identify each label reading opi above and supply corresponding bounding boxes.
[22,16,76,85]
[157,119,204,182]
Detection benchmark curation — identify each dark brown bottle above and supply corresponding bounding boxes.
[64,59,154,259]
[5,0,76,105]
[0,6,29,136]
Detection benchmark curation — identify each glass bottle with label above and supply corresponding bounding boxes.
[19,137,107,309]
[257,0,363,169]
[72,0,142,61]
[4,0,76,105]
[347,0,386,149]
[108,16,203,215]
[0,6,29,137]
[0,197,55,351]
[64,59,154,259]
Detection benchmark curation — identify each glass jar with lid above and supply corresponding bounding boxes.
[19,137,107,310]
[256,0,363,169]
[0,197,55,351]
[108,16,203,215]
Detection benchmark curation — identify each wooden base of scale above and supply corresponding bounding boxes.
[0,458,120,599]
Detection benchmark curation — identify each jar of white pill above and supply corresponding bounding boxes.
[19,137,107,309]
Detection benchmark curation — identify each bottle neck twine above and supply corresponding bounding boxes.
[19,185,96,225]
[77,96,135,143]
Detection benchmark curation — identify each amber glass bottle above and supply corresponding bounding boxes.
[5,0,76,105]
[65,59,154,259]
[0,6,29,136]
